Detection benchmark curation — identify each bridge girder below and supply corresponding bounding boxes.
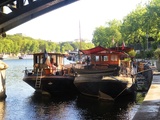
[0,0,78,35]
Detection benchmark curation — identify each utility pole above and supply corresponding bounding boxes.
[78,20,81,61]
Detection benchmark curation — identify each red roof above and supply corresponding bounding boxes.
[79,46,109,54]
[79,46,132,58]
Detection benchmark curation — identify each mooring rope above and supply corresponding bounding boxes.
[113,68,152,100]
[133,68,152,76]
[114,87,128,100]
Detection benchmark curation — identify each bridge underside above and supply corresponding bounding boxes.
[0,0,78,36]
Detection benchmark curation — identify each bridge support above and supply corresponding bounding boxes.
[0,61,8,100]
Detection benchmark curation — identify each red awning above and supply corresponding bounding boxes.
[79,46,109,55]
[79,46,132,57]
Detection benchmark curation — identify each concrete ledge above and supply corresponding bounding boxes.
[132,75,160,120]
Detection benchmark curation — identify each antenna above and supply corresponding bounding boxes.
[78,20,82,61]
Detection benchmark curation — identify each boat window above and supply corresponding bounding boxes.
[111,55,118,61]
[102,56,108,61]
[51,55,57,65]
[34,55,40,64]
[95,56,99,61]
[40,55,44,64]
[37,56,39,63]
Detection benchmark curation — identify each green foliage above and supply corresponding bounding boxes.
[124,58,131,62]
[0,34,94,54]
[146,50,154,59]
[154,48,160,61]
[60,42,74,52]
[128,50,136,57]
[92,19,122,48]
[92,0,160,55]
[121,6,147,46]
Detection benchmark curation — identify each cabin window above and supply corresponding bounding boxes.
[95,56,99,61]
[37,56,40,63]
[102,56,108,61]
[91,55,99,62]
[35,56,40,64]
[111,55,118,61]
[40,55,44,64]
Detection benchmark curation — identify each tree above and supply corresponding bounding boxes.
[61,42,74,52]
[30,40,39,53]
[92,19,122,48]
[145,0,160,46]
[121,5,147,50]
[48,42,57,52]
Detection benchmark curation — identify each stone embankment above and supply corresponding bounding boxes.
[0,60,8,100]
[132,67,160,120]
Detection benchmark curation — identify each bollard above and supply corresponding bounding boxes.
[0,60,8,100]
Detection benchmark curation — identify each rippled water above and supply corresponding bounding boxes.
[0,59,145,120]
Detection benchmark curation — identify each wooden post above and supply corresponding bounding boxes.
[0,60,8,100]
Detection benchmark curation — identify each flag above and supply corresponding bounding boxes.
[122,41,125,50]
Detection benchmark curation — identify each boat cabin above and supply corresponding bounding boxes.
[89,51,121,67]
[33,52,65,75]
[80,46,130,68]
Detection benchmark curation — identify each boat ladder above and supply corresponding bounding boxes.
[35,69,43,89]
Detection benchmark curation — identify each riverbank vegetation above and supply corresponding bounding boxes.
[92,0,160,59]
[0,34,94,54]
[0,0,159,59]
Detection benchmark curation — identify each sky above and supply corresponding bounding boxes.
[6,0,149,42]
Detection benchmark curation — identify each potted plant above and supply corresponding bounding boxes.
[154,48,160,71]
[128,50,136,58]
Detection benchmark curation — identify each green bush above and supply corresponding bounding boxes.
[154,48,160,61]
[128,50,136,57]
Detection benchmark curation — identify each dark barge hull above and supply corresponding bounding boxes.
[74,65,153,100]
[74,74,135,100]
[23,75,78,95]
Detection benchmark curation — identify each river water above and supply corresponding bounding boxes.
[0,59,145,120]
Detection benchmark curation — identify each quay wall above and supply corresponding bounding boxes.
[132,73,160,120]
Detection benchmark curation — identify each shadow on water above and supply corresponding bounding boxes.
[27,91,145,120]
[30,92,78,104]
[27,92,80,120]
[0,91,145,120]
[75,93,138,120]
[77,95,134,120]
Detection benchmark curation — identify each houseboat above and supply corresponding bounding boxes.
[72,46,153,100]
[23,50,78,95]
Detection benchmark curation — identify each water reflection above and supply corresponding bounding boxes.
[76,94,137,120]
[4,89,145,120]
[2,59,146,120]
[23,92,142,120]
[28,93,80,120]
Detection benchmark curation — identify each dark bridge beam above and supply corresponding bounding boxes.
[0,0,14,7]
[0,0,78,34]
